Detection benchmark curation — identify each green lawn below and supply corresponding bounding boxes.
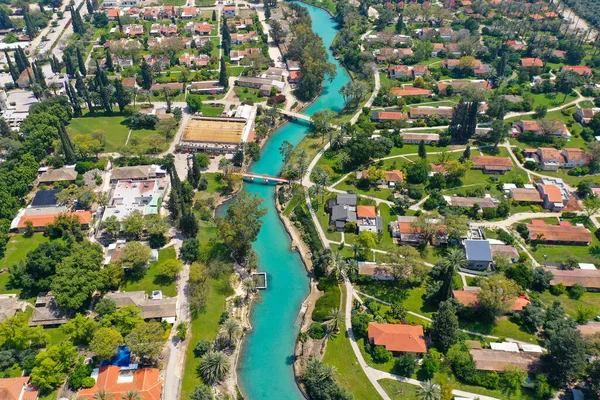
[379,379,419,399]
[357,336,396,373]
[121,247,178,297]
[45,326,69,346]
[67,111,131,152]
[227,66,248,76]
[356,282,436,318]
[527,220,599,264]
[334,178,394,202]
[323,285,382,400]
[529,91,578,108]
[312,279,341,322]
[181,272,233,398]
[459,317,540,344]
[200,104,224,117]
[0,234,50,275]
[538,290,600,319]
[233,86,266,103]
[161,0,185,5]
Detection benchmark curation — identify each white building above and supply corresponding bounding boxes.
[102,179,169,223]
[0,89,38,130]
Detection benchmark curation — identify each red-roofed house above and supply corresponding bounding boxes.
[78,366,162,400]
[356,205,383,233]
[371,111,407,122]
[437,80,491,95]
[504,40,527,50]
[520,58,543,67]
[12,211,92,233]
[368,323,427,353]
[562,65,592,76]
[0,376,39,400]
[527,220,592,245]
[360,169,404,187]
[453,289,530,312]
[180,6,197,19]
[574,107,600,125]
[471,156,513,174]
[537,184,567,211]
[388,65,410,78]
[390,87,432,97]
[106,8,121,20]
[413,65,430,77]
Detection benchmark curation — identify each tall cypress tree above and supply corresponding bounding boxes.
[94,59,108,88]
[219,57,228,89]
[23,11,36,40]
[105,48,114,72]
[4,50,18,83]
[192,156,201,187]
[76,73,93,111]
[52,55,61,73]
[116,14,123,32]
[18,47,29,69]
[221,17,231,57]
[66,82,82,117]
[113,79,128,113]
[211,9,216,21]
[86,0,94,15]
[139,58,153,90]
[33,62,46,89]
[63,53,76,76]
[59,123,76,163]
[76,48,87,76]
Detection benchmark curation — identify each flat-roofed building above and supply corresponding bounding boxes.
[409,107,454,119]
[545,266,600,290]
[179,115,254,154]
[471,156,513,174]
[527,220,591,245]
[103,179,168,223]
[400,132,440,144]
[470,349,540,373]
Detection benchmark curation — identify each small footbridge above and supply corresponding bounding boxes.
[240,172,289,184]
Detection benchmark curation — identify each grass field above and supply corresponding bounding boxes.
[200,104,224,117]
[538,290,600,319]
[323,285,382,400]
[234,87,266,103]
[460,317,540,344]
[529,91,578,108]
[0,234,50,272]
[121,247,178,297]
[67,111,131,152]
[227,66,248,77]
[379,379,419,399]
[180,273,232,398]
[333,178,395,202]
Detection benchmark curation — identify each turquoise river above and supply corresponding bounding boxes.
[236,4,351,399]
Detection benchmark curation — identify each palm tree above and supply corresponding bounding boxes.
[440,248,467,300]
[197,351,231,385]
[331,252,346,280]
[93,390,113,400]
[222,318,241,344]
[417,380,441,400]
[121,391,141,400]
[242,277,256,300]
[345,259,358,278]
[327,308,343,333]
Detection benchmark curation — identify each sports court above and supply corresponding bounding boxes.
[183,117,246,144]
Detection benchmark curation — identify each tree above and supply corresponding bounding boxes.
[500,366,526,398]
[179,210,199,238]
[418,140,427,159]
[583,194,600,219]
[301,358,349,399]
[121,391,141,400]
[187,95,203,113]
[125,321,165,360]
[139,59,153,90]
[90,327,123,360]
[270,20,284,44]
[394,352,417,376]
[311,109,336,143]
[122,210,144,238]
[61,314,98,345]
[444,214,469,242]
[113,79,131,113]
[197,351,230,385]
[534,104,548,119]
[385,246,427,284]
[546,326,586,385]
[431,300,459,353]
[30,342,78,393]
[533,374,553,400]
[190,385,213,400]
[95,298,117,316]
[157,260,182,283]
[181,238,200,263]
[76,48,87,76]
[222,318,241,344]
[556,69,579,101]
[120,241,151,272]
[532,267,553,291]
[406,159,431,184]
[417,380,441,400]
[489,119,510,147]
[477,274,520,315]
[217,192,266,259]
[219,57,228,89]
[100,305,142,336]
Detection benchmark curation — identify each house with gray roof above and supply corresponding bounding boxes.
[464,239,493,271]
[105,291,177,323]
[0,295,27,322]
[327,193,358,231]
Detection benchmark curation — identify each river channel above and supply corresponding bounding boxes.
[236,4,351,399]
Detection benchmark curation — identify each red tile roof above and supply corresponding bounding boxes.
[357,205,377,219]
[548,268,600,289]
[390,87,432,97]
[0,376,38,400]
[368,323,427,353]
[78,366,162,400]
[472,156,513,168]
[372,111,407,121]
[17,211,92,229]
[521,58,543,67]
[539,184,562,203]
[527,221,592,244]
[452,290,530,311]
[562,65,592,76]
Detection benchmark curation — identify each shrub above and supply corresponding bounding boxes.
[312,278,340,322]
[194,340,212,357]
[371,345,393,363]
[393,352,417,376]
[81,377,96,388]
[569,283,586,300]
[308,323,326,339]
[549,283,566,296]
